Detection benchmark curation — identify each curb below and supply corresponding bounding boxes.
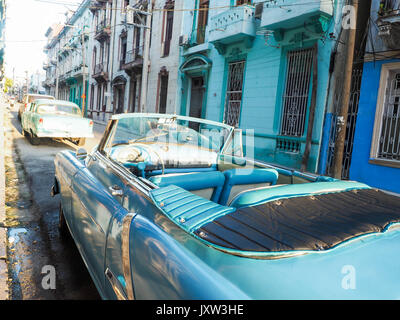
[0,95,9,300]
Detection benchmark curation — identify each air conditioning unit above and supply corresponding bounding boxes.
[179,35,190,47]
[254,2,264,19]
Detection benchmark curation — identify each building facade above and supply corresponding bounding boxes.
[177,0,348,172]
[88,0,148,122]
[41,0,379,177]
[43,0,92,113]
[347,0,400,193]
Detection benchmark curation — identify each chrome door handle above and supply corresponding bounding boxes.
[109,185,124,197]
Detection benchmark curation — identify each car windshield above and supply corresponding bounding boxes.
[29,95,54,103]
[36,104,82,116]
[105,115,232,154]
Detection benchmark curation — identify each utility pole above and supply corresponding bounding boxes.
[81,31,87,116]
[332,0,359,179]
[139,0,153,113]
[55,42,59,99]
[108,0,118,114]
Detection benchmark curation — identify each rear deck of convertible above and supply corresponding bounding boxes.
[193,189,400,253]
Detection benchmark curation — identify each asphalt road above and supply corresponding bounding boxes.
[5,104,104,299]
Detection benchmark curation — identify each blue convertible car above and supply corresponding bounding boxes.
[53,113,400,300]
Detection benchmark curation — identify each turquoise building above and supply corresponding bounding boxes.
[178,0,346,172]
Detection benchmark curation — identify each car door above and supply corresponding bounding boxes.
[69,151,130,296]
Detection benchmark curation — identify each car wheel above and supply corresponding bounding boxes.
[58,203,71,240]
[29,132,40,145]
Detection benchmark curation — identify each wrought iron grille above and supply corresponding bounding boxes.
[224,60,245,127]
[377,71,400,161]
[280,48,314,137]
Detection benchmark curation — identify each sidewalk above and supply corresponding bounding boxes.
[0,94,9,299]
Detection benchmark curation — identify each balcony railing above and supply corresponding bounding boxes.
[209,5,256,54]
[378,0,400,16]
[376,0,400,49]
[120,47,144,72]
[95,20,111,41]
[259,0,333,35]
[93,62,108,81]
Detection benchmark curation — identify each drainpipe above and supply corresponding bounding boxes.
[107,0,118,115]
[139,0,154,113]
[332,0,359,179]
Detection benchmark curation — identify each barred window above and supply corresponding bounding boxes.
[377,69,400,161]
[223,60,245,127]
[280,48,314,137]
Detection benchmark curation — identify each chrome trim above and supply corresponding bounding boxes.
[220,126,235,155]
[95,151,152,196]
[138,176,159,189]
[105,267,128,300]
[109,185,124,197]
[122,213,136,300]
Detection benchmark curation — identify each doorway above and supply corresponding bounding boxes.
[189,77,205,131]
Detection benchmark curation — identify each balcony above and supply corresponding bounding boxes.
[72,65,88,79]
[259,0,333,41]
[92,62,108,82]
[376,0,400,49]
[208,5,256,55]
[43,77,55,88]
[120,47,143,75]
[90,0,109,13]
[95,20,111,42]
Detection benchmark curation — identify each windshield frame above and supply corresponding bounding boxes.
[99,113,235,161]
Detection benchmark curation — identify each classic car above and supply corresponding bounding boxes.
[21,99,94,146]
[52,113,400,300]
[18,93,55,121]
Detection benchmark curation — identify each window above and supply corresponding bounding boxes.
[120,33,127,66]
[196,0,209,44]
[158,72,169,114]
[223,60,246,127]
[92,47,97,73]
[162,1,174,56]
[371,63,400,164]
[236,0,252,5]
[280,48,314,137]
[90,84,95,110]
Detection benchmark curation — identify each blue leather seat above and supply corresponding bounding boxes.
[218,168,279,206]
[149,171,225,203]
[229,181,371,208]
[150,185,235,233]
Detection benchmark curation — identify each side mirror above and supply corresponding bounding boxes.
[76,148,88,160]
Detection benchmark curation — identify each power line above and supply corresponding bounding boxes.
[31,0,349,13]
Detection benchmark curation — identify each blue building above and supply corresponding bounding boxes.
[345,0,400,193]
[178,0,348,172]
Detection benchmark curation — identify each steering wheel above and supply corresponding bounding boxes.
[133,143,165,175]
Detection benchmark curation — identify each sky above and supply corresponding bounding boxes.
[4,0,82,84]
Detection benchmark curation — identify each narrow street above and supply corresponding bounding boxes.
[3,101,103,299]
